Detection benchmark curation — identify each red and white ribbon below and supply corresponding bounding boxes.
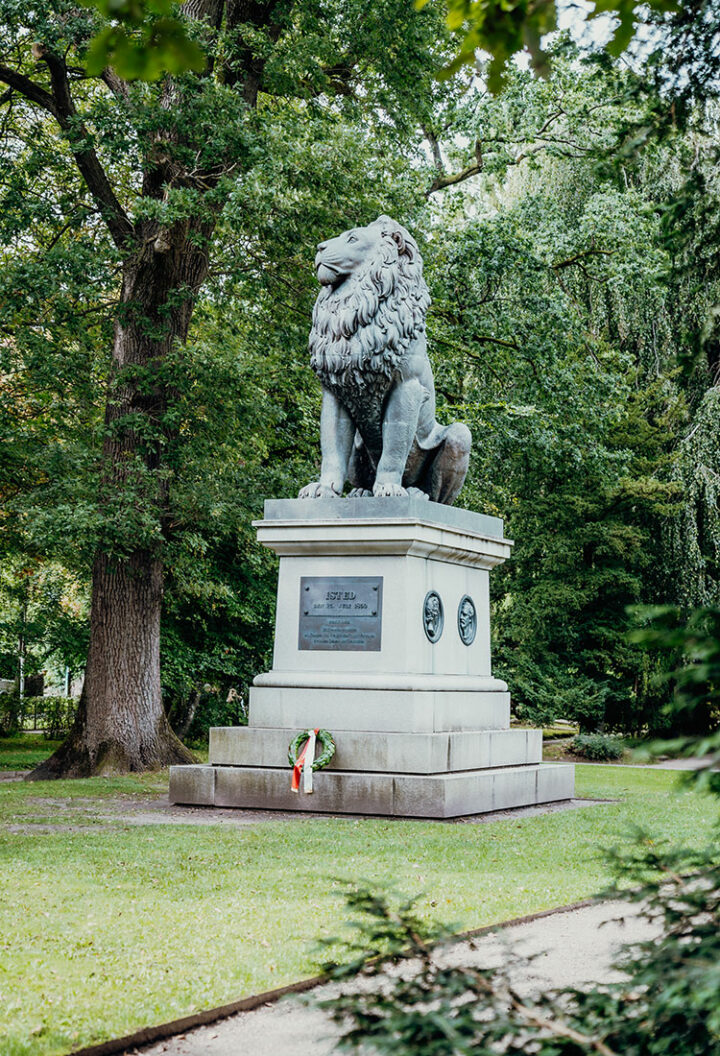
[291,728,318,794]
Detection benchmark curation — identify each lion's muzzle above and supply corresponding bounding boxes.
[315,257,343,286]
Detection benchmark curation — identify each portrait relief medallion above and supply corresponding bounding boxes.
[457,595,477,646]
[423,590,444,643]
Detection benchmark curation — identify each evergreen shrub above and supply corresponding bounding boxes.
[570,733,625,760]
[506,655,610,732]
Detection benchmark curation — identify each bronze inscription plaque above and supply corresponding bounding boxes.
[298,576,383,651]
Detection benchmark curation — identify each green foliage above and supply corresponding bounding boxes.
[2,7,718,744]
[40,696,79,739]
[0,0,447,735]
[0,560,89,689]
[570,732,624,760]
[173,685,247,746]
[318,844,720,1055]
[429,0,558,88]
[667,390,720,607]
[416,57,692,732]
[428,0,681,91]
[510,655,612,732]
[630,605,720,790]
[0,693,26,737]
[80,0,206,80]
[0,694,78,739]
[591,840,720,1056]
[317,612,720,1055]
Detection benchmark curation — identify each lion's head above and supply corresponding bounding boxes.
[309,216,430,385]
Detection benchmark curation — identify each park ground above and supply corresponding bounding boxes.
[1,735,718,1056]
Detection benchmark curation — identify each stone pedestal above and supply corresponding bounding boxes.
[170,498,574,818]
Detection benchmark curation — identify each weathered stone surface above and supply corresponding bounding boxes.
[265,551,497,680]
[183,763,576,818]
[248,686,511,733]
[209,726,542,773]
[169,765,215,806]
[263,496,504,540]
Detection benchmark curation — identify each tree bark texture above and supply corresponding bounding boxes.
[32,551,191,776]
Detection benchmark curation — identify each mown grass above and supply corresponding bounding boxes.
[0,765,717,1056]
[0,732,62,770]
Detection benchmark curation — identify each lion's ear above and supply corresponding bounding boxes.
[380,218,408,254]
[372,215,419,264]
[373,215,400,244]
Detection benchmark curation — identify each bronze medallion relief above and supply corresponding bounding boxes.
[423,590,444,643]
[457,595,477,646]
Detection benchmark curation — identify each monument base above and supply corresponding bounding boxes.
[170,762,574,819]
[169,498,575,819]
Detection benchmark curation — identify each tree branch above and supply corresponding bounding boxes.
[427,159,482,195]
[552,248,613,269]
[426,105,593,196]
[422,126,445,175]
[100,68,129,101]
[0,62,58,116]
[33,46,134,251]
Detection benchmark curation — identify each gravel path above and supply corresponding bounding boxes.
[125,900,658,1056]
[100,795,606,828]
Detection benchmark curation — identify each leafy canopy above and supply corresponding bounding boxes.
[418,0,681,91]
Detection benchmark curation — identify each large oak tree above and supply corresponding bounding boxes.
[0,0,447,775]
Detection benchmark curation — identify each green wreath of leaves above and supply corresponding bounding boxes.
[288,729,336,771]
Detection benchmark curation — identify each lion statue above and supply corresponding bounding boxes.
[299,215,471,505]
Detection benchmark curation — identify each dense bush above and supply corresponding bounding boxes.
[570,733,625,761]
[0,696,79,739]
[0,693,26,737]
[41,697,78,740]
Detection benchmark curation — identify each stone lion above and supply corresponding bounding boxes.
[299,215,471,505]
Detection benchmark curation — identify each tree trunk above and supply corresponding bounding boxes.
[29,230,211,778]
[32,551,192,776]
[176,687,202,742]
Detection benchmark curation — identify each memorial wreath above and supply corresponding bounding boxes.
[288,728,335,793]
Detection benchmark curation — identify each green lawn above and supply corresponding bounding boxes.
[0,765,717,1056]
[0,732,63,770]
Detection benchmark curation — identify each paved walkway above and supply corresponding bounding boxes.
[125,900,658,1056]
[582,757,714,770]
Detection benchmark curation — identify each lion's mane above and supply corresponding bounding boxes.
[309,216,430,394]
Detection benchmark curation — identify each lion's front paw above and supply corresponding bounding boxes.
[348,488,373,498]
[298,482,340,499]
[373,482,408,498]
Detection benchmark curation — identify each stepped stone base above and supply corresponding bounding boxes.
[170,762,575,819]
[168,498,576,819]
[209,726,542,773]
